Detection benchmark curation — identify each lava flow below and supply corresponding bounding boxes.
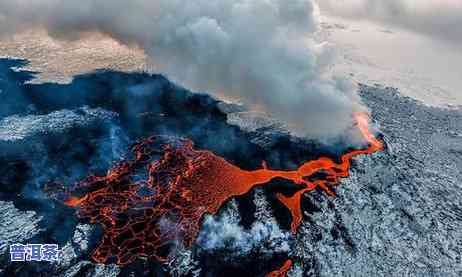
[267,259,293,277]
[62,112,383,267]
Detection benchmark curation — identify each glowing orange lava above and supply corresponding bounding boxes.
[267,259,293,277]
[63,112,383,269]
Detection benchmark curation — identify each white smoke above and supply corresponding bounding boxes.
[0,0,364,139]
[318,0,462,44]
[196,199,291,258]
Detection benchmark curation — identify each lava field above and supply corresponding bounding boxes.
[0,58,461,276]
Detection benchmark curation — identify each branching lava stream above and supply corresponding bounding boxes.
[62,113,383,275]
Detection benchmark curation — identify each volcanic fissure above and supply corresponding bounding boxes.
[61,112,383,275]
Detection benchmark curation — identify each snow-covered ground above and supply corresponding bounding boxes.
[320,15,462,108]
[0,30,153,84]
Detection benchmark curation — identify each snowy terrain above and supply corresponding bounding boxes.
[319,16,462,108]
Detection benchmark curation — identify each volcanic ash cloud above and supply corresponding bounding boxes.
[0,0,365,140]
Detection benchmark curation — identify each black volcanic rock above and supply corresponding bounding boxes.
[0,201,43,255]
[0,58,461,277]
[0,58,338,277]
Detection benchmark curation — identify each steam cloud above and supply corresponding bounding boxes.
[0,0,364,139]
[318,0,462,44]
[196,199,291,259]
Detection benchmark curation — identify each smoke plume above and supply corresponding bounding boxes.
[318,0,462,45]
[0,0,363,140]
[196,199,290,259]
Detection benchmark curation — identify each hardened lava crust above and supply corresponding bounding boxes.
[0,59,461,276]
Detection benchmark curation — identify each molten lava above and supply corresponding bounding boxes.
[267,259,293,277]
[62,113,383,269]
